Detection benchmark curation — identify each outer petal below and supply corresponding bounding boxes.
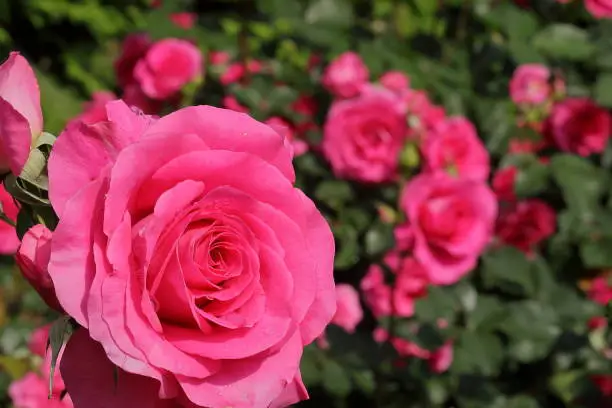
[177,331,303,408]
[143,106,295,183]
[61,328,181,408]
[268,373,309,408]
[0,97,32,174]
[49,100,154,216]
[48,177,105,326]
[0,52,42,136]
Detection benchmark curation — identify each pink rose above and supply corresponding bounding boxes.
[16,224,62,312]
[0,184,19,254]
[48,100,335,407]
[589,276,612,305]
[496,199,556,254]
[492,166,518,202]
[222,95,248,113]
[0,52,43,175]
[428,341,454,373]
[421,116,490,181]
[404,90,446,138]
[28,324,51,357]
[170,12,197,29]
[379,71,410,93]
[361,251,428,318]
[220,63,245,85]
[545,98,611,156]
[509,64,551,105]
[134,39,203,99]
[332,284,362,333]
[265,117,308,157]
[322,52,369,99]
[323,86,407,183]
[209,51,230,66]
[9,372,73,408]
[115,33,152,89]
[585,0,612,18]
[70,91,117,126]
[401,172,497,284]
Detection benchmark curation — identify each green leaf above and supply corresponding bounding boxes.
[48,316,74,397]
[550,154,609,216]
[468,295,508,332]
[415,285,457,322]
[533,24,595,61]
[321,359,352,398]
[364,222,395,257]
[580,238,612,268]
[305,0,353,28]
[333,224,360,269]
[452,332,504,376]
[314,180,354,210]
[595,72,612,108]
[514,159,550,198]
[481,246,536,297]
[507,395,540,408]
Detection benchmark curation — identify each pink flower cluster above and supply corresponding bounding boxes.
[9,325,73,408]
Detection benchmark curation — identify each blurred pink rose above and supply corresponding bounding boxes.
[585,0,612,18]
[0,184,19,254]
[428,341,454,373]
[508,137,548,154]
[122,85,165,115]
[492,166,518,202]
[592,375,612,397]
[134,38,203,99]
[0,52,43,175]
[222,95,248,113]
[322,52,369,98]
[219,61,262,85]
[589,276,612,305]
[28,323,51,357]
[265,117,308,157]
[401,172,497,284]
[404,90,446,138]
[170,12,197,29]
[496,199,556,254]
[9,372,73,408]
[545,98,611,156]
[323,86,407,183]
[380,71,410,93]
[332,284,363,333]
[115,33,152,89]
[70,91,116,126]
[48,101,335,407]
[16,224,62,312]
[209,51,230,66]
[361,251,428,318]
[421,116,490,181]
[509,64,551,105]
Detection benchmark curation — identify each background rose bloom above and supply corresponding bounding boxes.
[586,0,612,18]
[134,38,203,99]
[9,372,73,408]
[492,166,518,202]
[16,224,63,312]
[421,116,490,181]
[0,52,43,175]
[379,71,410,93]
[322,51,369,99]
[48,101,335,407]
[331,284,363,333]
[114,33,151,89]
[322,86,407,183]
[496,199,557,254]
[68,91,117,127]
[545,98,611,156]
[401,172,497,285]
[28,323,51,358]
[0,184,19,254]
[509,64,551,105]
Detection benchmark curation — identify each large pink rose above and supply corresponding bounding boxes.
[322,52,369,99]
[0,183,19,254]
[0,52,43,175]
[322,86,407,183]
[585,0,612,18]
[48,101,335,408]
[545,97,611,156]
[400,172,497,284]
[134,39,203,100]
[16,224,62,312]
[421,116,490,181]
[509,64,551,105]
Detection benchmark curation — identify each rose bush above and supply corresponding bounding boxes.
[0,1,611,408]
